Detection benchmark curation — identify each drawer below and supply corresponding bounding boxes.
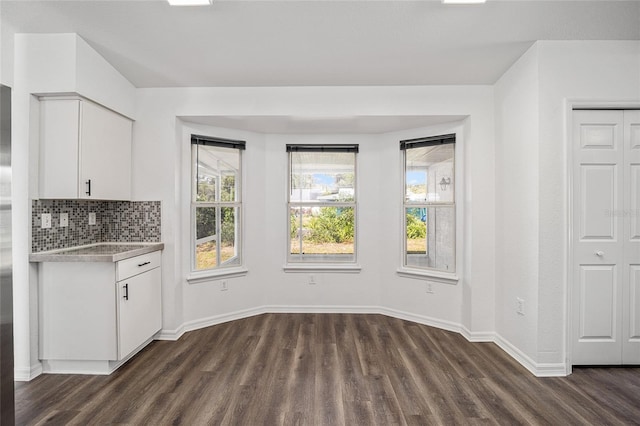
[117,251,161,281]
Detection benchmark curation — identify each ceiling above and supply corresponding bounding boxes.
[2,0,639,88]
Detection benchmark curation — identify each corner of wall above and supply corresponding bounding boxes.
[493,39,541,365]
[74,34,136,118]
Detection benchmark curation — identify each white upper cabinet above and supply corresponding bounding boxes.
[39,97,132,200]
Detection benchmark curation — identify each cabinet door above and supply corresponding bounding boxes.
[39,262,118,361]
[39,99,81,199]
[79,101,132,200]
[117,267,162,359]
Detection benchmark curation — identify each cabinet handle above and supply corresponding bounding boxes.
[123,283,129,300]
[86,179,91,196]
[138,261,151,267]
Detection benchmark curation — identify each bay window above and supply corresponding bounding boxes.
[401,134,456,274]
[287,144,358,264]
[191,134,244,272]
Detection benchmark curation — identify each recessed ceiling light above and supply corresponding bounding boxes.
[442,0,486,4]
[168,0,211,6]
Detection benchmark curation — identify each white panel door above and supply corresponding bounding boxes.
[622,110,640,364]
[572,110,624,364]
[573,109,640,365]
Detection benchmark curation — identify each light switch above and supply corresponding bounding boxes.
[88,212,96,225]
[60,213,69,227]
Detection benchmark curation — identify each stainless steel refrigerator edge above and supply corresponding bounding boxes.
[0,84,15,424]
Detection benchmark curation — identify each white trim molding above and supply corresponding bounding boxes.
[155,324,187,341]
[379,306,463,334]
[494,333,567,377]
[153,305,566,377]
[266,305,379,314]
[186,267,249,284]
[396,268,459,284]
[283,265,362,274]
[14,363,43,382]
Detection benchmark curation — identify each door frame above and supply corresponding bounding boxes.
[565,100,640,374]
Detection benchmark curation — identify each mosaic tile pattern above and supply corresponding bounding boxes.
[32,200,161,252]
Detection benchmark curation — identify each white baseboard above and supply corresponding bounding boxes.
[460,326,496,342]
[494,333,567,377]
[265,305,380,314]
[158,305,382,341]
[379,306,464,334]
[156,324,186,341]
[182,306,267,335]
[153,305,568,378]
[14,362,43,382]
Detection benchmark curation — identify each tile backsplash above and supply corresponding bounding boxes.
[32,200,161,252]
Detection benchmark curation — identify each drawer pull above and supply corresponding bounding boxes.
[138,261,151,267]
[123,283,129,300]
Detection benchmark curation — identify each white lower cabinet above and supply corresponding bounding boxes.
[117,265,162,360]
[39,251,162,374]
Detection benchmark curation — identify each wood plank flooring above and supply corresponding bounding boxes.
[15,313,640,425]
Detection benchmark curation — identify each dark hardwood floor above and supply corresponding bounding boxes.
[15,313,640,425]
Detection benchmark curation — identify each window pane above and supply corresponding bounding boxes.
[290,206,355,262]
[290,206,303,255]
[405,144,454,203]
[221,173,236,202]
[290,152,355,202]
[220,206,240,266]
[405,206,455,272]
[195,206,217,270]
[406,208,427,254]
[195,144,240,202]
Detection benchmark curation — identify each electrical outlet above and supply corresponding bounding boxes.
[308,275,316,285]
[220,281,228,291]
[88,212,96,225]
[516,297,525,316]
[426,282,434,294]
[41,213,52,229]
[60,213,69,227]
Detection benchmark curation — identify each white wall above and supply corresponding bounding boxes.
[14,34,135,118]
[1,19,15,87]
[133,86,496,339]
[13,34,639,380]
[536,41,640,365]
[180,122,267,326]
[493,41,640,373]
[262,133,382,309]
[494,45,541,363]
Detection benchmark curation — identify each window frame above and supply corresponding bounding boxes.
[398,133,460,284]
[285,144,360,269]
[189,134,245,278]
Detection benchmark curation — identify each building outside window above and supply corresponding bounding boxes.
[287,144,358,264]
[191,134,244,272]
[401,134,456,273]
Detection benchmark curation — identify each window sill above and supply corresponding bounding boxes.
[396,268,459,284]
[187,267,248,284]
[283,264,362,273]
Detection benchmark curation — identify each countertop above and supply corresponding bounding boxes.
[30,242,164,263]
